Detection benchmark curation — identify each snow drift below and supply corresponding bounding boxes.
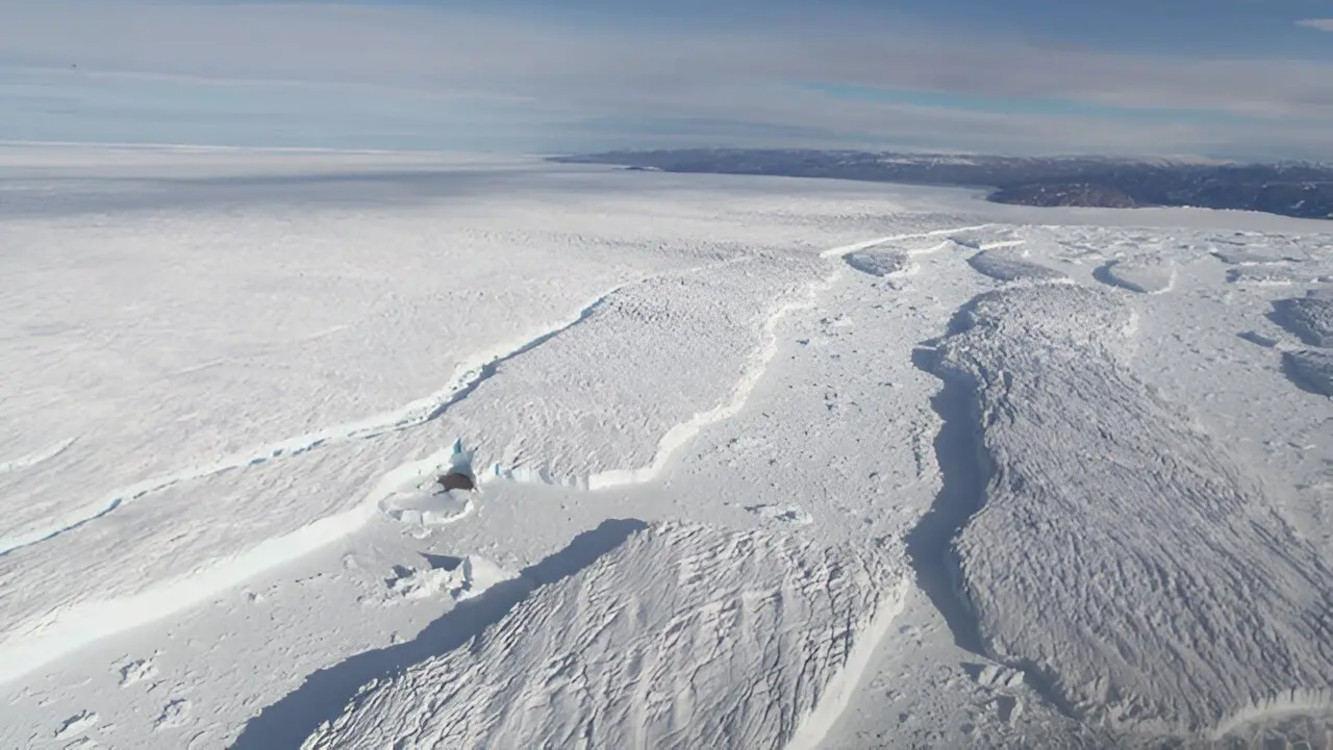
[302,522,906,750]
[928,283,1333,738]
[844,249,913,278]
[966,250,1067,282]
[1282,349,1333,396]
[449,256,825,488]
[1272,293,1333,347]
[1095,258,1175,294]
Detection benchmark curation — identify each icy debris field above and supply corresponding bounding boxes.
[1285,349,1333,397]
[1273,292,1333,347]
[1,145,1331,750]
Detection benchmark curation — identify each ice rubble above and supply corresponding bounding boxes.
[1282,349,1333,397]
[378,439,476,526]
[381,555,512,604]
[303,523,905,750]
[1211,248,1287,266]
[928,283,1333,737]
[1226,266,1332,285]
[1272,293,1333,347]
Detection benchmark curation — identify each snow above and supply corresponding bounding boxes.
[462,259,825,489]
[1227,265,1333,285]
[965,248,1068,282]
[116,658,157,688]
[1095,257,1176,294]
[1212,247,1289,266]
[1273,293,1333,346]
[304,522,904,750]
[1,145,1331,750]
[379,554,512,604]
[1284,349,1333,396]
[52,710,98,741]
[844,249,914,278]
[929,282,1333,735]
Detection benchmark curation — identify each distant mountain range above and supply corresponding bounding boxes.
[550,150,1333,220]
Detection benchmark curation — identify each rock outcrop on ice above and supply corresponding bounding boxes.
[928,283,1333,738]
[302,523,904,750]
[966,250,1067,283]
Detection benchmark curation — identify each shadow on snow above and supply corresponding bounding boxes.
[231,518,647,750]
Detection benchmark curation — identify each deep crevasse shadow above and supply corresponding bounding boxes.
[905,318,1104,723]
[231,518,648,750]
[906,342,988,656]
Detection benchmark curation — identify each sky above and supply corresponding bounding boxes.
[1,0,1332,159]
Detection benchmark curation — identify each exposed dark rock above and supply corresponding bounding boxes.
[437,473,475,492]
[988,182,1140,209]
[552,149,1333,221]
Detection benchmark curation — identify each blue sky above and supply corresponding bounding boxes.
[2,0,1332,158]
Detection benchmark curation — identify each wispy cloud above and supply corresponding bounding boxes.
[1297,18,1333,32]
[2,1,1333,158]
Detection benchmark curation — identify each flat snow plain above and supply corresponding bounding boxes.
[1,144,1331,749]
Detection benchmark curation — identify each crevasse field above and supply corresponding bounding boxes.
[1,145,1331,750]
